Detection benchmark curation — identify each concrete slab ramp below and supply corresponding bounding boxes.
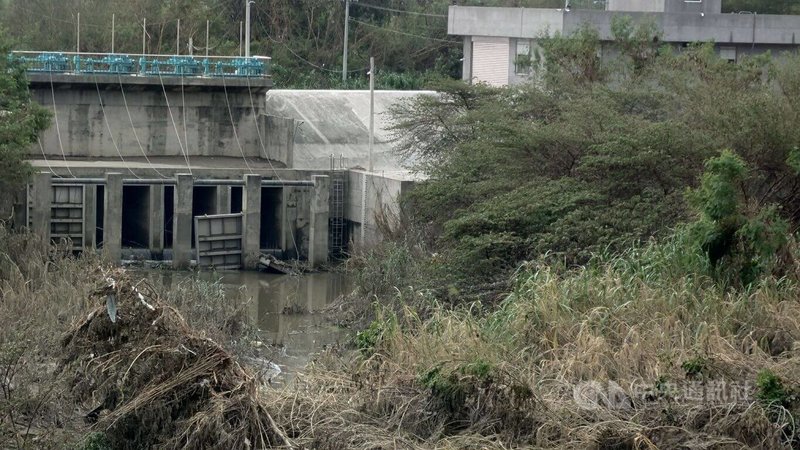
[264,90,433,179]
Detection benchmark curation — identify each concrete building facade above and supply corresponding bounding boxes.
[449,0,800,86]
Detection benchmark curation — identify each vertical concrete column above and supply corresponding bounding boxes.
[279,188,288,254]
[103,173,123,264]
[242,174,262,269]
[11,188,26,230]
[83,184,97,250]
[149,184,165,259]
[462,36,473,82]
[308,175,330,267]
[173,174,193,269]
[215,185,231,214]
[31,172,52,247]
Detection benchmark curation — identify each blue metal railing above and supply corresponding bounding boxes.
[10,51,270,78]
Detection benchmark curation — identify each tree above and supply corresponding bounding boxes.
[389,23,800,284]
[0,30,51,221]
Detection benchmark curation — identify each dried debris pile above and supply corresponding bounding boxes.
[60,268,290,450]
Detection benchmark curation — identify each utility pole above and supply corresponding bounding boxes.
[77,13,80,53]
[239,21,243,56]
[206,20,210,57]
[245,0,253,58]
[142,18,146,54]
[111,13,116,53]
[342,0,350,81]
[177,19,181,55]
[368,56,374,173]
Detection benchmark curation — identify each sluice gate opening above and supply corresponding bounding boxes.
[121,186,150,249]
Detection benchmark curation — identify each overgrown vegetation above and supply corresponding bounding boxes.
[0,230,264,448]
[0,29,50,220]
[295,15,800,449]
[390,27,800,287]
[277,233,800,448]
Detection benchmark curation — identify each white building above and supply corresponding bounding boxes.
[448,0,800,86]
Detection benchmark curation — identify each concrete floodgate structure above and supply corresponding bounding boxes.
[19,61,428,269]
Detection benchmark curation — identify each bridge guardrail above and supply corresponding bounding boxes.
[9,51,270,78]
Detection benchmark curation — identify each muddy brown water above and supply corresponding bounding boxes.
[136,269,350,381]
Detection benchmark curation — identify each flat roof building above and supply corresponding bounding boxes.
[448,0,800,86]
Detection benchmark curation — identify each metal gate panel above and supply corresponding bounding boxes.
[50,185,84,250]
[194,213,243,269]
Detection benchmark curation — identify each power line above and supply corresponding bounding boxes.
[349,17,459,44]
[47,71,75,178]
[255,16,364,73]
[93,73,140,179]
[351,2,447,18]
[118,75,168,178]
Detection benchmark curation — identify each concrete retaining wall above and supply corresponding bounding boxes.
[32,88,266,159]
[345,171,414,245]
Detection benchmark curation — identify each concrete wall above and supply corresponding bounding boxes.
[608,0,721,13]
[32,87,263,159]
[344,171,414,245]
[664,0,722,14]
[449,5,800,45]
[263,90,430,176]
[449,6,563,39]
[608,0,665,12]
[263,115,295,167]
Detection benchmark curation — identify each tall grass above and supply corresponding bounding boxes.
[270,232,800,448]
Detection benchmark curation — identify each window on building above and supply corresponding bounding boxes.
[515,39,533,75]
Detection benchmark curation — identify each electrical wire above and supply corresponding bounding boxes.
[37,137,63,178]
[221,72,254,174]
[118,74,168,178]
[349,17,460,44]
[180,74,190,173]
[245,76,300,257]
[157,69,193,175]
[48,71,75,178]
[93,73,140,178]
[352,2,447,18]
[255,16,364,74]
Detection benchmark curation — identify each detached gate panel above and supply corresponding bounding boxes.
[50,185,84,250]
[194,213,243,269]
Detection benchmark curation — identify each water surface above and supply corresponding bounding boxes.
[138,269,350,379]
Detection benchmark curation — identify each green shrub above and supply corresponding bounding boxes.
[75,433,112,450]
[689,151,791,287]
[756,370,795,408]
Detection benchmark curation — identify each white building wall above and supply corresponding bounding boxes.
[607,0,665,12]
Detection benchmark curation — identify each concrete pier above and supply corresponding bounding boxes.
[31,172,52,247]
[84,185,96,249]
[308,175,330,267]
[102,173,123,263]
[242,174,262,269]
[215,186,231,214]
[173,174,193,269]
[149,185,164,258]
